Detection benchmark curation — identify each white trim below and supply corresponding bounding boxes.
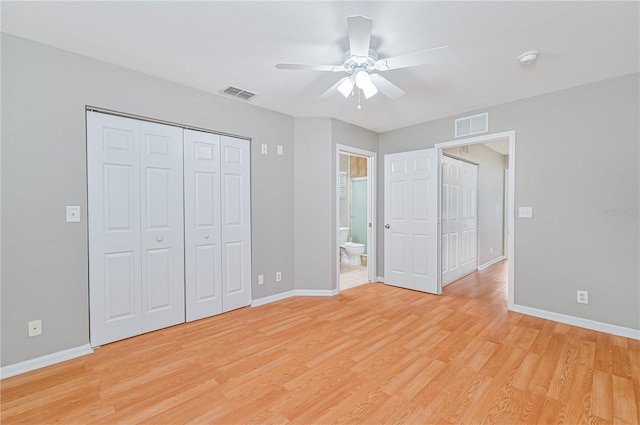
[478,256,506,271]
[436,130,516,309]
[251,290,296,307]
[336,144,377,293]
[376,276,385,283]
[251,289,339,308]
[295,289,339,297]
[0,344,93,379]
[512,304,640,340]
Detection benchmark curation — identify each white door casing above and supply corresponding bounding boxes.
[220,136,252,312]
[441,155,478,285]
[184,130,223,321]
[384,149,439,294]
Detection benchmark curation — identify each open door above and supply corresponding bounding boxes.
[384,149,440,294]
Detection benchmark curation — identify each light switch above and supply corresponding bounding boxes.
[518,206,533,218]
[66,206,81,222]
[277,145,283,156]
[261,144,268,155]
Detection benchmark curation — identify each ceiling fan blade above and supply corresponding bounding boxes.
[375,46,449,71]
[317,77,352,101]
[347,15,373,57]
[370,74,405,99]
[276,63,344,72]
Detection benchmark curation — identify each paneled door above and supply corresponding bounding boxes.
[220,136,252,312]
[184,132,251,320]
[184,130,223,321]
[384,149,439,294]
[441,155,478,285]
[139,121,185,333]
[88,112,184,346]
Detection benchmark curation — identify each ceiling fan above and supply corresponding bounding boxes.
[276,15,448,106]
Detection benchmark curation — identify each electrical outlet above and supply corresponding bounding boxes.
[28,319,42,337]
[258,274,264,285]
[277,145,283,156]
[518,206,533,218]
[261,144,268,155]
[577,290,589,304]
[276,272,282,282]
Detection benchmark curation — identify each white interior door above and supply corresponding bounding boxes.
[88,112,185,346]
[139,121,185,333]
[88,112,143,346]
[220,136,252,311]
[384,149,439,294]
[442,155,478,285]
[184,130,223,322]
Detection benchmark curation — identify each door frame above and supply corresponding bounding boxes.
[335,144,377,290]
[435,130,516,309]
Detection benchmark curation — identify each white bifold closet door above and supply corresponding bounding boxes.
[441,155,478,285]
[184,130,251,321]
[88,112,185,347]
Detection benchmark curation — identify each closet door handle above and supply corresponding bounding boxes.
[156,237,163,242]
[204,234,210,239]
[385,224,391,229]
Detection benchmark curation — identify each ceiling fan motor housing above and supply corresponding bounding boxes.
[341,49,378,74]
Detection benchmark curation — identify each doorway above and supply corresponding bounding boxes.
[436,131,515,308]
[336,145,377,292]
[382,131,515,308]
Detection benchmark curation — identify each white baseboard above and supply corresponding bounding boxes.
[478,256,506,271]
[0,344,93,380]
[511,304,640,340]
[294,289,339,297]
[376,276,385,283]
[251,288,339,308]
[251,290,296,307]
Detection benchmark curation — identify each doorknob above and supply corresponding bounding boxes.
[204,234,210,239]
[385,224,391,229]
[156,237,163,242]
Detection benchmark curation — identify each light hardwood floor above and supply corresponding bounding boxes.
[2,261,638,424]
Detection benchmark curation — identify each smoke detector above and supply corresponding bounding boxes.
[518,51,539,65]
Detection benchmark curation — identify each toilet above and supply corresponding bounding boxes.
[339,227,365,265]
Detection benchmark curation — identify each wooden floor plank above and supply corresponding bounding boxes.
[2,260,638,424]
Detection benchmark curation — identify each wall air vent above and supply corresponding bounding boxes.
[455,112,488,138]
[221,86,258,101]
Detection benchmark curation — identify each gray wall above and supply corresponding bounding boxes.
[1,34,295,366]
[444,144,507,266]
[293,118,333,291]
[379,73,640,330]
[293,118,378,292]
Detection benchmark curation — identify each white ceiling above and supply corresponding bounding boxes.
[2,1,638,133]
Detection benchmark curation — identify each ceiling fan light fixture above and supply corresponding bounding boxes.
[337,78,354,97]
[362,83,378,99]
[354,69,370,89]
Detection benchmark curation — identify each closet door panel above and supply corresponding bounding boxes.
[88,112,143,346]
[140,121,185,332]
[220,136,251,312]
[184,130,223,321]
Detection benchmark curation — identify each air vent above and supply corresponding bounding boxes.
[455,113,488,138]
[221,86,258,101]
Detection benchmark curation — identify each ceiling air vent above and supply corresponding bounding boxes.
[455,112,488,138]
[221,86,258,101]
